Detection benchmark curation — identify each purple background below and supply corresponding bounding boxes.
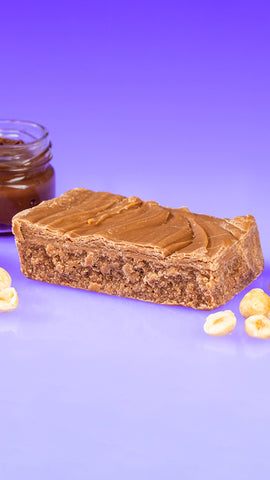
[1,1,270,478]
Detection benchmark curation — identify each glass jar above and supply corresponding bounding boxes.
[0,120,55,233]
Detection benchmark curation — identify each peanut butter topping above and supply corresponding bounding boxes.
[18,188,252,258]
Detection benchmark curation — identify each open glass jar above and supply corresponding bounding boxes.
[0,120,55,233]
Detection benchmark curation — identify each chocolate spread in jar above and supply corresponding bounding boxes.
[0,121,55,233]
[0,137,24,146]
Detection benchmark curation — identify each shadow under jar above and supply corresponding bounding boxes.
[0,120,55,233]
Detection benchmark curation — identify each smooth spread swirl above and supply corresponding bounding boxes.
[21,188,250,258]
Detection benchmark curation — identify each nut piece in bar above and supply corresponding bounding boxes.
[12,188,264,310]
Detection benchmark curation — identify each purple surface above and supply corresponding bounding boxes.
[1,1,270,478]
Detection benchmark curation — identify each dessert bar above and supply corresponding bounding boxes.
[12,188,264,310]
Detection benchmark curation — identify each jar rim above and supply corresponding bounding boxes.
[0,119,49,147]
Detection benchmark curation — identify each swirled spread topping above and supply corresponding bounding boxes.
[18,188,252,258]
